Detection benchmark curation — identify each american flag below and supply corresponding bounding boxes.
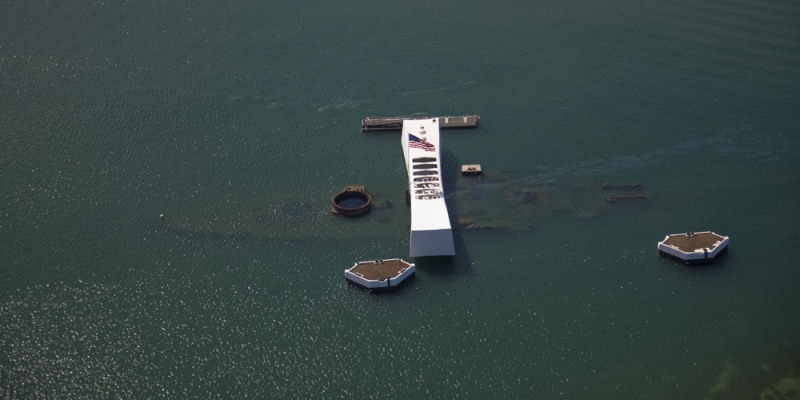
[408,134,435,152]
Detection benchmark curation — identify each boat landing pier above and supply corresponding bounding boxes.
[657,231,730,264]
[345,258,416,291]
[362,115,479,132]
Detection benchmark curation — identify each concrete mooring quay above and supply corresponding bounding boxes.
[361,115,480,132]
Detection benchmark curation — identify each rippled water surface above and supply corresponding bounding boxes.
[2,0,799,398]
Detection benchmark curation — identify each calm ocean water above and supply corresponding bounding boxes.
[2,0,799,398]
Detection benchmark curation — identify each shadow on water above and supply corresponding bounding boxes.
[412,255,460,277]
[657,248,733,274]
[342,274,419,297]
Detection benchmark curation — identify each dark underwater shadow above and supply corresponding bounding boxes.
[342,274,419,297]
[658,248,732,273]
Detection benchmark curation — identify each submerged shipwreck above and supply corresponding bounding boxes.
[157,172,652,241]
[156,113,735,289]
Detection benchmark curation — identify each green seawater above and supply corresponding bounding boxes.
[1,0,799,398]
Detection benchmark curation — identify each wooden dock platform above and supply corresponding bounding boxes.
[362,115,479,132]
[657,231,729,264]
[461,164,482,176]
[344,258,416,291]
[439,115,480,129]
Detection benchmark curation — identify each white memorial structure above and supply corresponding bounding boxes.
[401,118,456,257]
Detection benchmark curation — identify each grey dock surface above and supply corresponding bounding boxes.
[362,115,479,132]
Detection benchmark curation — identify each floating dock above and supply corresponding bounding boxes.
[657,231,729,264]
[362,115,479,132]
[402,118,456,257]
[344,258,415,291]
[461,164,482,176]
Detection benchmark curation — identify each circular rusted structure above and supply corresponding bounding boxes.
[332,186,372,216]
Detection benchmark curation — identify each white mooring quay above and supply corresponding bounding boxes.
[657,231,729,264]
[402,118,456,258]
[344,259,416,291]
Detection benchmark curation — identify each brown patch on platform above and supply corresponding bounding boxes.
[663,232,725,252]
[350,259,411,281]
